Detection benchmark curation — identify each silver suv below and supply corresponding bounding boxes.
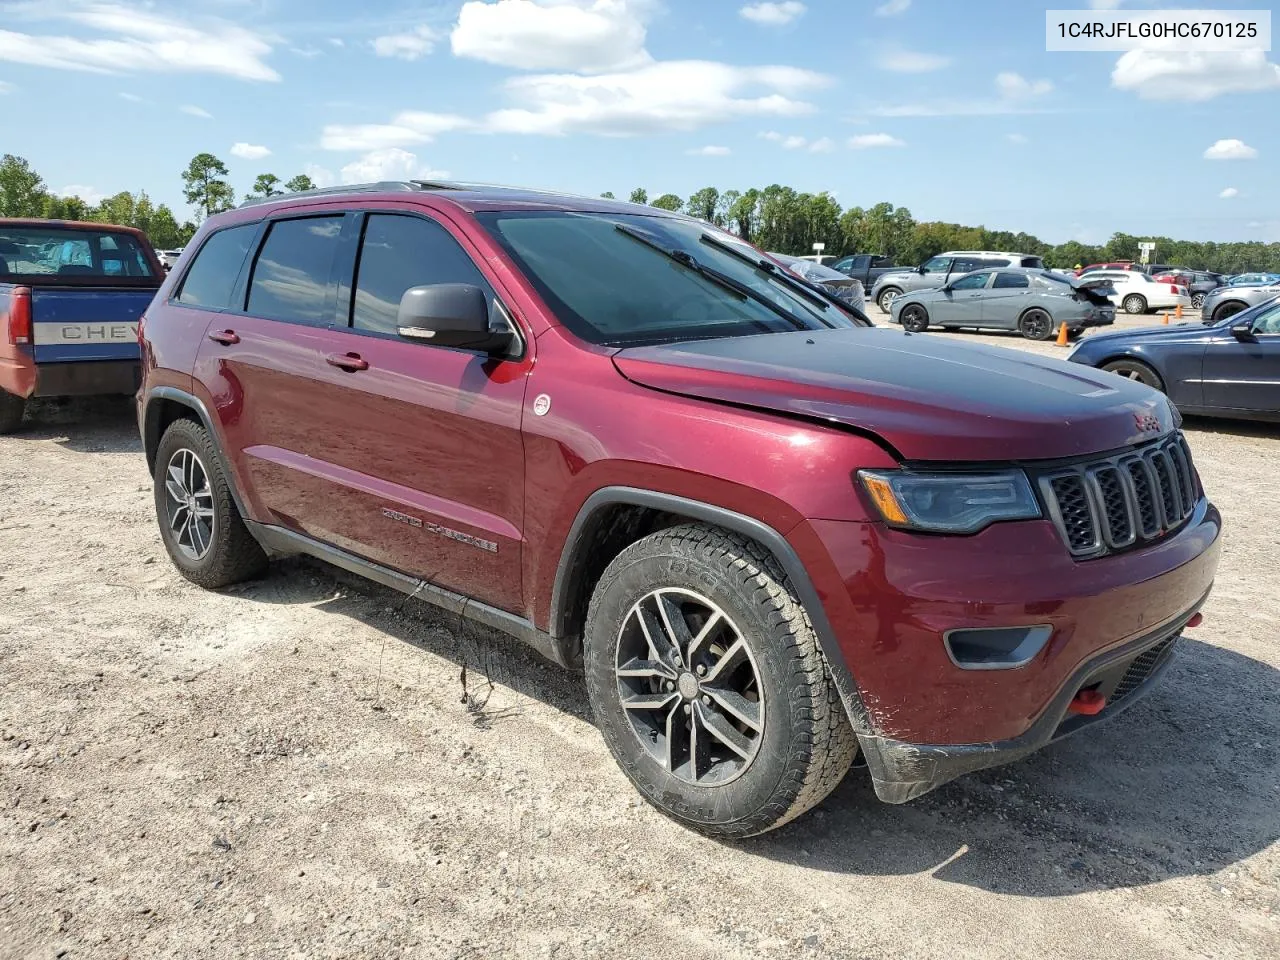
[870,251,1046,312]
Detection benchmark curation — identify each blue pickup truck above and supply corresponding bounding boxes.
[1,219,164,432]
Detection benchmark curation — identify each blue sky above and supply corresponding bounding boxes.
[1,0,1277,243]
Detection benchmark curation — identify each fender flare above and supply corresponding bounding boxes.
[142,386,250,519]
[550,486,876,738]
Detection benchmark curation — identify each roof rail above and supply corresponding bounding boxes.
[237,181,427,209]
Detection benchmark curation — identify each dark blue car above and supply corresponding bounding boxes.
[1067,295,1280,422]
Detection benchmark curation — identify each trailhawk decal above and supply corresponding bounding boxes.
[33,321,139,345]
[380,507,498,553]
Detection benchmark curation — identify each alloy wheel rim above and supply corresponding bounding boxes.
[614,588,765,786]
[880,290,898,310]
[163,448,215,561]
[1110,364,1151,385]
[1025,312,1050,338]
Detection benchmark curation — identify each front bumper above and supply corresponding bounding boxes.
[858,602,1199,802]
[794,496,1221,802]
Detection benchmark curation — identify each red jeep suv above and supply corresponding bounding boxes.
[137,182,1221,837]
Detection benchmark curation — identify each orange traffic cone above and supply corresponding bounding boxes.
[1162,313,1170,325]
[1175,304,1183,319]
[1055,323,1070,347]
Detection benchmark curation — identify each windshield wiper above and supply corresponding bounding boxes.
[614,224,807,331]
[697,231,833,313]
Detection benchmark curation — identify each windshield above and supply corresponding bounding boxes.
[0,226,157,281]
[476,211,863,346]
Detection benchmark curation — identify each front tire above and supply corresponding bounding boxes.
[1191,292,1206,310]
[1212,301,1247,323]
[0,389,24,434]
[153,418,267,589]
[1102,359,1165,392]
[900,304,929,333]
[583,525,857,838]
[1123,294,1148,315]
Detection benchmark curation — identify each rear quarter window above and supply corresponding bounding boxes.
[176,224,259,309]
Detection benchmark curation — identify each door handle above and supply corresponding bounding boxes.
[326,352,369,372]
[207,329,240,345]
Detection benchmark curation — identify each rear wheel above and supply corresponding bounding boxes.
[1102,359,1165,392]
[876,287,902,313]
[900,304,929,333]
[1123,294,1148,315]
[0,389,24,434]
[583,524,857,838]
[1018,308,1054,341]
[153,418,267,589]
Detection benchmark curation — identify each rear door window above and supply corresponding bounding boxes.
[1020,257,1045,268]
[350,214,495,336]
[993,272,1030,289]
[246,216,344,325]
[176,224,258,309]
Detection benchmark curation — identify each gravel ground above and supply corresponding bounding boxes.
[1,319,1277,959]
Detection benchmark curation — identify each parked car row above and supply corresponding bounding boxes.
[1,185,1226,839]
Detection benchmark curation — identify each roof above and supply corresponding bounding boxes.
[0,218,149,236]
[236,180,674,217]
[938,250,1040,258]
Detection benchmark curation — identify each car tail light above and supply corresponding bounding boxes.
[1167,283,1179,295]
[6,286,32,346]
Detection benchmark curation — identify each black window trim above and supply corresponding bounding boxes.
[334,208,527,360]
[167,220,266,314]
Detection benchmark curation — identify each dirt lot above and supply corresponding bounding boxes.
[2,321,1278,959]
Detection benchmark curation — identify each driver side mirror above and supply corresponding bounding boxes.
[397,284,513,354]
[917,264,927,275]
[1231,319,1256,342]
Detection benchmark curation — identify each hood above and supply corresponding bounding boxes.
[1076,322,1215,345]
[612,329,1175,463]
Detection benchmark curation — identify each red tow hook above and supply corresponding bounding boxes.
[1186,612,1203,628]
[1068,689,1107,716]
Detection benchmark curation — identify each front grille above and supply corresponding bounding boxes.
[1038,433,1200,559]
[1110,636,1178,706]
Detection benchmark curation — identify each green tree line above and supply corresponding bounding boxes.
[4,150,1276,273]
[606,184,1280,274]
[0,153,315,250]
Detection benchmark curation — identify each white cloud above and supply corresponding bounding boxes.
[56,184,105,205]
[739,2,806,26]
[1005,132,1028,144]
[181,104,213,119]
[320,111,473,151]
[118,91,142,102]
[1112,50,1280,102]
[290,45,323,59]
[486,60,829,136]
[0,3,279,81]
[451,0,651,73]
[876,49,949,73]
[304,162,336,188]
[808,136,835,153]
[338,148,449,184]
[996,71,1053,99]
[1203,139,1257,160]
[372,26,438,61]
[874,0,911,15]
[0,80,12,94]
[849,133,906,149]
[1219,187,1239,199]
[688,145,731,156]
[230,142,272,160]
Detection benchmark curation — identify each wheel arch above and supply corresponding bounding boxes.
[143,386,250,518]
[549,487,875,738]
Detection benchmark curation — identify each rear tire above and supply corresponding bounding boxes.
[900,304,929,333]
[0,389,24,434]
[1123,294,1148,315]
[1018,308,1055,341]
[583,524,857,838]
[153,417,268,589]
[876,287,902,313]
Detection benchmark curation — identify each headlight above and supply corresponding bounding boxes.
[858,470,1041,533]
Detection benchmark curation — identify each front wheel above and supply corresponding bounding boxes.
[1102,359,1165,392]
[876,287,902,313]
[1212,301,1246,323]
[583,525,857,838]
[0,389,24,434]
[900,304,929,333]
[1123,294,1148,315]
[153,418,267,589]
[1018,308,1055,341]
[1191,292,1207,310]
